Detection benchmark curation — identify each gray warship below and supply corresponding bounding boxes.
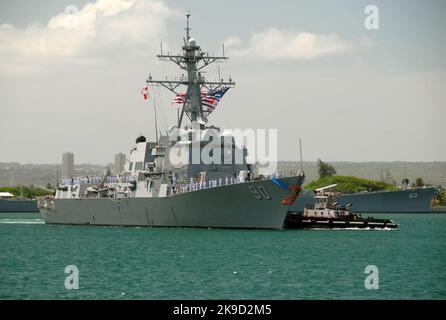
[290,186,440,213]
[39,14,304,229]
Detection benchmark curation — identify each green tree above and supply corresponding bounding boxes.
[433,190,445,206]
[415,177,424,187]
[317,159,336,179]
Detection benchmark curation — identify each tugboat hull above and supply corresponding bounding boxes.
[285,212,398,229]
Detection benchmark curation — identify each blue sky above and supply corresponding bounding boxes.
[2,0,444,71]
[0,0,445,163]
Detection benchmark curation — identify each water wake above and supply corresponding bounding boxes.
[0,219,45,225]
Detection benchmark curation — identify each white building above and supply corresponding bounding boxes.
[114,153,126,174]
[62,152,74,178]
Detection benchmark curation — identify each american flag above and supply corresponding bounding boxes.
[171,87,230,110]
[171,92,187,105]
[201,87,230,110]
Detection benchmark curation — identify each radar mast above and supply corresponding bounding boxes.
[145,13,235,128]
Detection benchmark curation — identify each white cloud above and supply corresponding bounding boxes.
[225,28,353,60]
[223,36,242,49]
[0,0,177,75]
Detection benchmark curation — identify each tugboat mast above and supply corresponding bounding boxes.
[145,13,235,128]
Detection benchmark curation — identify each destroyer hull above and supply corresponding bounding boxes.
[290,187,439,213]
[40,176,302,229]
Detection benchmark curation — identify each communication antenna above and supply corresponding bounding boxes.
[185,11,191,41]
[299,138,304,173]
[154,95,159,143]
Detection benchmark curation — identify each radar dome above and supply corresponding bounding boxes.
[135,135,146,143]
[188,38,197,47]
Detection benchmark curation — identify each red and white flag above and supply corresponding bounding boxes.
[171,92,187,105]
[140,86,149,100]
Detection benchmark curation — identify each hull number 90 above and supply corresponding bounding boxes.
[248,186,271,200]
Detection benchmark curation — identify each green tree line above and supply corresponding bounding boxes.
[0,186,52,199]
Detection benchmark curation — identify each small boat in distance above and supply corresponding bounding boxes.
[0,192,39,213]
[285,184,398,229]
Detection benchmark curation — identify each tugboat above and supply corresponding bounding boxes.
[285,184,398,229]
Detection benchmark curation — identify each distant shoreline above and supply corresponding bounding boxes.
[1,161,445,187]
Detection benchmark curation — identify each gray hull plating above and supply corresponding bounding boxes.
[290,186,439,213]
[40,176,302,229]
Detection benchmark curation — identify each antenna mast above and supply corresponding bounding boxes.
[299,138,304,173]
[145,13,235,128]
[154,97,159,142]
[185,12,191,41]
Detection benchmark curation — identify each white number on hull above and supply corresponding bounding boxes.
[248,186,271,200]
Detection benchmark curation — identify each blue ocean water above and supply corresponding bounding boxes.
[0,212,445,299]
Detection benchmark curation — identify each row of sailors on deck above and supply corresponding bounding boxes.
[174,176,245,194]
[61,175,136,186]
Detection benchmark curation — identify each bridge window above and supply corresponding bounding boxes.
[135,162,143,171]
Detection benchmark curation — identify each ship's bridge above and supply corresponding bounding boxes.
[124,128,249,181]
